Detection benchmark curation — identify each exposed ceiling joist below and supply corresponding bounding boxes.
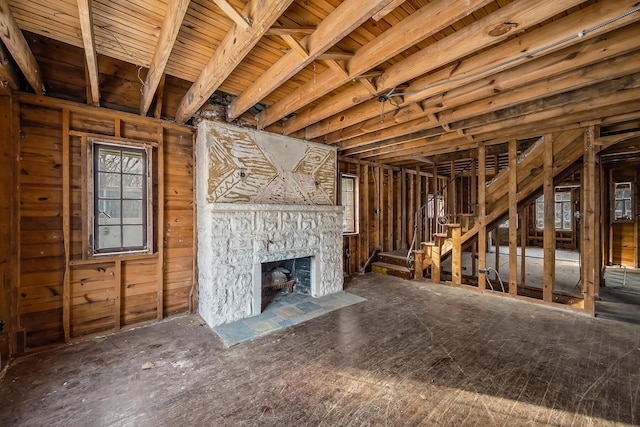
[336,49,640,151]
[0,40,19,90]
[211,0,251,31]
[257,0,494,129]
[0,0,44,94]
[303,0,640,142]
[372,0,406,21]
[282,0,597,136]
[174,0,294,124]
[226,0,399,121]
[76,0,100,106]
[140,0,190,116]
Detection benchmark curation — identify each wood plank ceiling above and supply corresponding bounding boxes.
[1,0,640,168]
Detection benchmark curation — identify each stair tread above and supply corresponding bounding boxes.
[372,261,411,272]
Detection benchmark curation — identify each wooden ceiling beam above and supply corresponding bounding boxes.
[226,0,397,121]
[211,0,251,31]
[0,40,19,90]
[0,0,44,94]
[174,0,293,124]
[335,50,640,150]
[76,0,100,106]
[372,0,406,21]
[296,0,638,140]
[140,0,190,116]
[256,0,494,129]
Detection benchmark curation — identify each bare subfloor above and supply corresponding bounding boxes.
[2,274,640,426]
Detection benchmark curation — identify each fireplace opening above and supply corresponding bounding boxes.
[260,256,313,311]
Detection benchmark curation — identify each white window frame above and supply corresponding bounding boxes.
[87,139,154,256]
[613,181,633,222]
[341,174,359,235]
[535,191,573,231]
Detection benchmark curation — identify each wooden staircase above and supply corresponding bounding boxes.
[416,129,587,282]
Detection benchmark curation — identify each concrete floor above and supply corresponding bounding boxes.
[2,274,640,426]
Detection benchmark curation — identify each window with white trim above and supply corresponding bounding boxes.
[90,142,153,255]
[341,174,358,234]
[535,191,572,231]
[613,181,633,221]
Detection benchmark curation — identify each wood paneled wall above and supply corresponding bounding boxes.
[6,94,194,354]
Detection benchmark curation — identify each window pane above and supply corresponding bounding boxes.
[122,151,143,174]
[123,225,143,247]
[123,174,143,199]
[98,200,121,225]
[122,200,142,224]
[97,225,121,249]
[98,148,121,172]
[99,172,121,198]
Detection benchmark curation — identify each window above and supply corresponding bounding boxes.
[613,181,633,221]
[535,191,572,231]
[90,142,152,255]
[341,174,358,234]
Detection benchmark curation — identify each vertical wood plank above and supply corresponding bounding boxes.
[450,224,461,285]
[115,259,122,331]
[0,96,15,357]
[10,95,20,354]
[361,164,369,267]
[415,168,422,242]
[470,157,477,214]
[408,172,415,251]
[543,133,555,303]
[62,109,71,342]
[374,166,381,250]
[582,126,597,314]
[114,117,121,138]
[401,168,407,249]
[520,208,527,287]
[449,161,455,219]
[156,126,165,320]
[478,144,487,291]
[395,170,401,250]
[386,168,393,252]
[508,139,517,295]
[80,136,89,259]
[432,163,438,240]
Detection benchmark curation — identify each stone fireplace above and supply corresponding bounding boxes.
[195,119,343,329]
[197,203,343,328]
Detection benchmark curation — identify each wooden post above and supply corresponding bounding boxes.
[156,126,165,320]
[520,208,527,288]
[414,250,424,280]
[508,139,518,295]
[386,169,393,251]
[408,172,415,250]
[415,167,422,245]
[494,228,500,274]
[432,162,438,240]
[115,259,122,332]
[401,168,407,249]
[432,235,443,284]
[543,134,555,303]
[478,143,487,291]
[470,157,477,214]
[374,166,381,250]
[450,224,462,285]
[582,126,598,314]
[10,95,20,355]
[62,109,71,342]
[361,164,370,267]
[394,170,401,250]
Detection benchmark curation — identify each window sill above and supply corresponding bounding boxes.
[343,232,359,237]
